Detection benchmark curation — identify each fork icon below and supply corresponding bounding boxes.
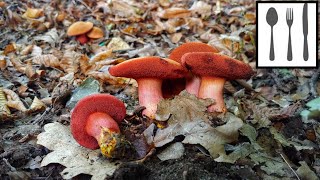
[286,8,293,61]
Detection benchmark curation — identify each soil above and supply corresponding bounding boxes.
[0,113,254,180]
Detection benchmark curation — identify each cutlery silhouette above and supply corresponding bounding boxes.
[266,7,278,61]
[303,3,308,61]
[286,8,293,61]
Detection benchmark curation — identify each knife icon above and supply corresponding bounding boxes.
[303,3,308,61]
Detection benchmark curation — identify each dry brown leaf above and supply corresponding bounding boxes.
[20,44,34,55]
[0,57,7,69]
[25,61,37,79]
[158,8,191,19]
[189,1,212,18]
[29,96,46,113]
[0,87,11,116]
[32,54,60,68]
[110,1,140,18]
[153,110,243,160]
[3,88,27,112]
[155,91,214,124]
[106,37,130,51]
[9,57,26,73]
[22,8,44,19]
[37,122,120,179]
[90,50,114,64]
[79,54,92,75]
[170,33,183,43]
[60,50,81,73]
[159,0,170,7]
[4,43,16,55]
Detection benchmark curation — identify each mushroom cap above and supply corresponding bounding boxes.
[71,94,126,149]
[87,27,104,39]
[109,56,187,79]
[67,21,93,36]
[169,42,219,62]
[182,52,254,80]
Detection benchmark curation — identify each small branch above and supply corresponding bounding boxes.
[309,66,320,97]
[279,152,301,180]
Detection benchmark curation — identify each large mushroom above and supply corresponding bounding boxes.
[109,56,187,118]
[181,52,254,113]
[164,42,219,96]
[71,94,127,158]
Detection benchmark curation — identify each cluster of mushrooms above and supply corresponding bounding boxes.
[70,42,254,158]
[67,21,104,44]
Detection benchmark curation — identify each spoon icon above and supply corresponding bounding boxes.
[266,7,278,61]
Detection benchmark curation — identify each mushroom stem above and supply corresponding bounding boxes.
[137,78,163,118]
[85,112,120,157]
[185,74,201,96]
[198,77,226,113]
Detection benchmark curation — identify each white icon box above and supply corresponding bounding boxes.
[256,1,318,68]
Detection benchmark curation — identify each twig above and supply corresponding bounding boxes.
[279,153,301,180]
[76,0,93,14]
[309,66,320,97]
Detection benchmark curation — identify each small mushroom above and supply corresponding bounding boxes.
[67,21,93,44]
[181,52,254,113]
[87,27,104,39]
[71,94,126,158]
[109,56,187,118]
[167,42,219,96]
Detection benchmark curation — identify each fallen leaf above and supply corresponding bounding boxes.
[189,1,212,18]
[155,90,214,123]
[157,142,184,161]
[152,91,243,160]
[249,152,295,178]
[37,122,120,179]
[157,8,191,19]
[31,54,60,68]
[296,161,318,180]
[0,87,11,116]
[106,37,131,51]
[3,88,27,112]
[66,77,100,109]
[22,8,44,19]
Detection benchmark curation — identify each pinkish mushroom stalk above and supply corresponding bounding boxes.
[137,78,163,118]
[198,77,227,113]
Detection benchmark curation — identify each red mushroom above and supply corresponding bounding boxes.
[109,56,187,118]
[181,52,254,113]
[165,42,219,96]
[71,94,126,158]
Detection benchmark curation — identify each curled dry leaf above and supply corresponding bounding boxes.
[155,90,214,123]
[60,50,81,73]
[157,8,191,19]
[32,54,60,68]
[29,96,46,113]
[4,43,16,55]
[0,56,7,69]
[106,37,130,51]
[89,49,114,64]
[0,87,11,116]
[110,1,141,18]
[189,1,212,18]
[22,8,44,19]
[3,88,27,112]
[25,61,37,79]
[10,57,26,73]
[37,122,120,179]
[20,44,34,55]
